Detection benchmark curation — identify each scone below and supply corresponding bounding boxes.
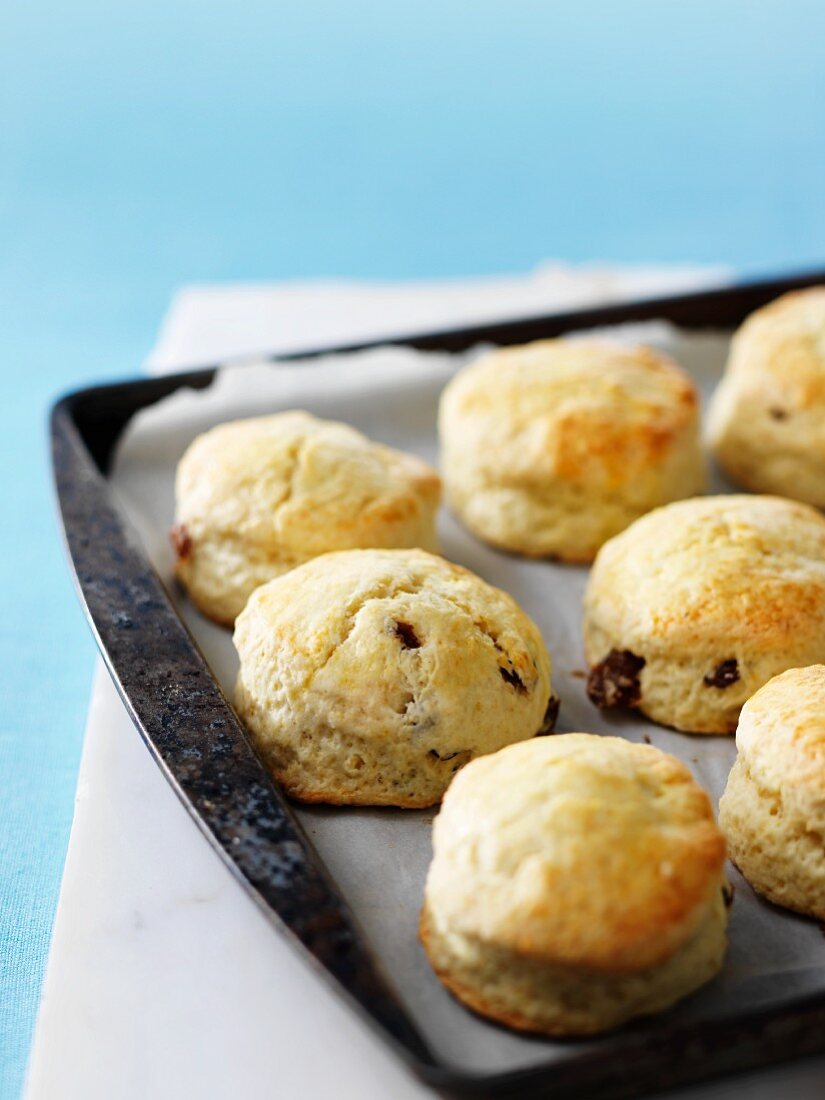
[420,735,728,1035]
[233,548,556,807]
[708,287,825,506]
[719,666,825,919]
[171,411,441,625]
[439,339,705,561]
[583,495,825,734]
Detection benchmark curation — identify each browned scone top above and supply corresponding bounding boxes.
[172,410,441,625]
[439,338,705,562]
[425,736,724,970]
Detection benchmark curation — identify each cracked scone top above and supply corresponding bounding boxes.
[233,548,555,807]
[438,339,705,562]
[708,287,825,506]
[719,666,825,920]
[171,411,441,625]
[584,495,825,734]
[420,735,728,1035]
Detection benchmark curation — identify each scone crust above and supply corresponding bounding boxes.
[583,495,825,734]
[719,666,825,919]
[708,287,825,506]
[172,411,441,625]
[439,339,705,561]
[420,735,727,1034]
[233,548,553,807]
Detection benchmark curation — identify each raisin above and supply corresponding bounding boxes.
[704,659,740,689]
[394,621,421,649]
[170,523,192,560]
[500,666,527,694]
[769,407,788,421]
[586,649,646,709]
[537,695,560,735]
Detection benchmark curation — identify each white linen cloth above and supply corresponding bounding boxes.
[26,264,825,1099]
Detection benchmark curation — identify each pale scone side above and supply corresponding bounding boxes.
[420,892,728,1037]
[719,666,825,919]
[708,287,825,506]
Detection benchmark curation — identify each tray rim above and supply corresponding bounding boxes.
[51,266,825,1099]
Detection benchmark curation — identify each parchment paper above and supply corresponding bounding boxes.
[111,327,825,1077]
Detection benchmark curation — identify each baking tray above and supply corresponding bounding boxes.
[52,269,825,1099]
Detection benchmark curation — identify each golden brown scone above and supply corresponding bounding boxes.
[719,666,825,919]
[233,548,555,807]
[439,339,705,562]
[583,495,825,734]
[171,411,441,625]
[708,287,825,506]
[420,735,728,1035]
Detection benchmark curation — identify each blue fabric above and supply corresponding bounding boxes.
[2,2,824,1095]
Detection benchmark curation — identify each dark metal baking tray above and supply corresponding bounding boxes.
[51,269,825,1099]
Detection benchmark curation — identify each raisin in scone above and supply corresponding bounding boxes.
[583,495,825,734]
[233,548,556,807]
[421,735,728,1035]
[171,411,441,625]
[708,287,825,506]
[439,339,705,562]
[719,666,825,919]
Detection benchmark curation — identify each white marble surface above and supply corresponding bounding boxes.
[26,265,825,1099]
[27,666,430,1100]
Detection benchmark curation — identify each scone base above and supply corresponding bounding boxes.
[419,898,728,1038]
[280,779,442,811]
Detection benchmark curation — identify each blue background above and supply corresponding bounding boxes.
[1,1,824,1095]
